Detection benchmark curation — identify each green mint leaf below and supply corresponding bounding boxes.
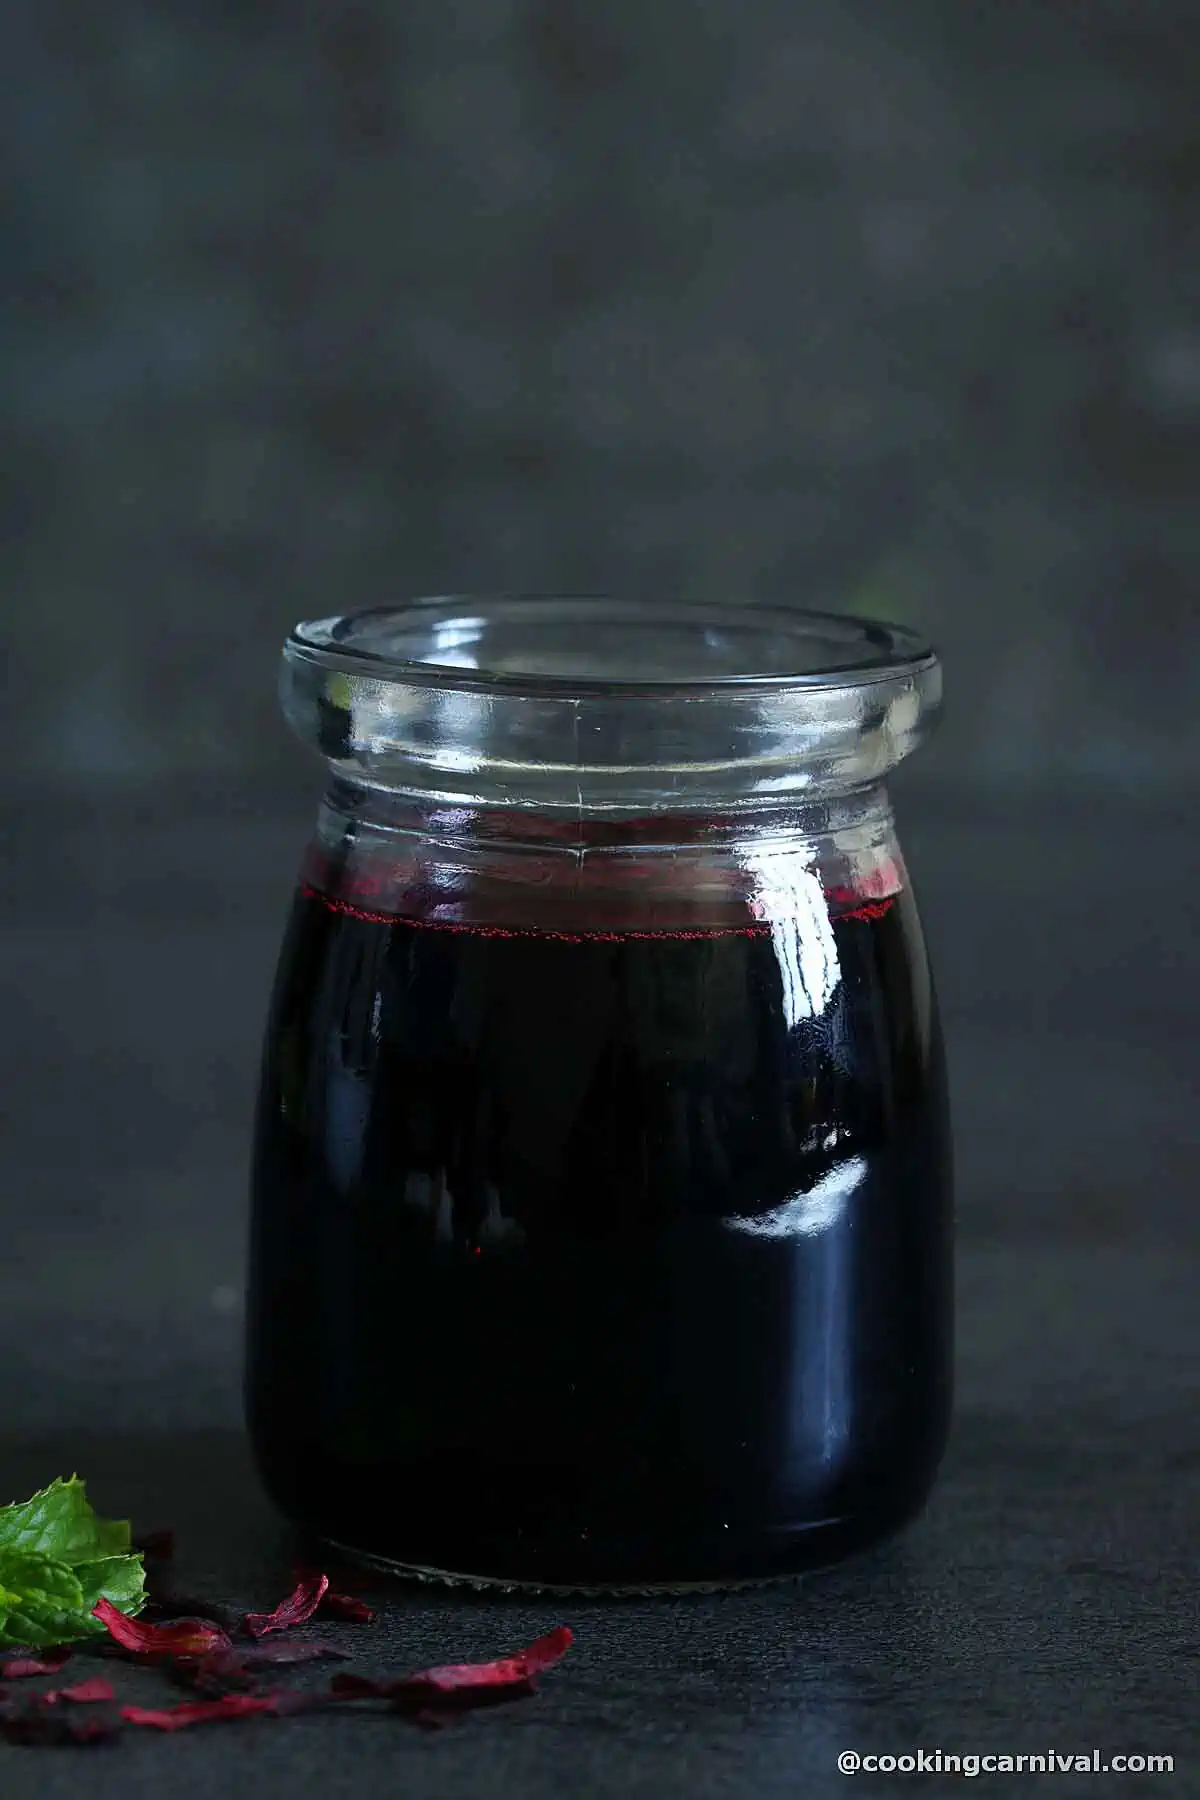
[0,1475,146,1648]
[0,1475,132,1564]
[0,1551,86,1648]
[74,1553,147,1617]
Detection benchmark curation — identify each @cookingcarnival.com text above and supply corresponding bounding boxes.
[837,1748,1174,1777]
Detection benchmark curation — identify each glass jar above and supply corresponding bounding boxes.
[246,597,952,1592]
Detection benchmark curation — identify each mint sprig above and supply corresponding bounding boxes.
[0,1476,146,1649]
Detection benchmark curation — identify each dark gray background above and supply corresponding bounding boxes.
[3,0,1199,789]
[1,3,1197,1794]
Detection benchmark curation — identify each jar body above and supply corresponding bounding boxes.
[246,783,952,1589]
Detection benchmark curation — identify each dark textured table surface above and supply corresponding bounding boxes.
[1,784,1196,1796]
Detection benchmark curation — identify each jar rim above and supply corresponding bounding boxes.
[280,597,942,809]
[287,596,937,699]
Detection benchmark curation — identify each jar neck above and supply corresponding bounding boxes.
[319,775,896,855]
[298,778,906,935]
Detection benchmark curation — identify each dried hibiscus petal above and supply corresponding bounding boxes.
[43,1678,116,1706]
[290,1560,376,1624]
[408,1624,574,1695]
[244,1573,329,1639]
[331,1625,574,1713]
[173,1641,351,1697]
[142,1590,237,1631]
[320,1592,375,1623]
[164,1661,250,1699]
[120,1692,298,1732]
[329,1671,387,1700]
[0,1647,72,1679]
[1,1678,119,1746]
[2,1703,120,1746]
[331,1667,531,1717]
[227,1640,350,1670]
[92,1595,233,1658]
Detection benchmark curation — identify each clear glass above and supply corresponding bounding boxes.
[247,598,952,1592]
[278,596,941,810]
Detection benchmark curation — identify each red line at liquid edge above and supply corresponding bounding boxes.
[299,885,897,938]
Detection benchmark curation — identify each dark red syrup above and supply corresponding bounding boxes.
[247,845,951,1587]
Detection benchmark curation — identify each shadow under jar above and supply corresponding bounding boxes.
[246,598,952,1592]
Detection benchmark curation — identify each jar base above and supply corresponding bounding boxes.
[286,1479,937,1595]
[254,1412,947,1595]
[318,1536,819,1598]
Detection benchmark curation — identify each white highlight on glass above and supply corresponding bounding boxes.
[741,849,841,1027]
[724,1156,868,1239]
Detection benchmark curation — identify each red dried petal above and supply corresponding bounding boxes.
[521,1625,575,1675]
[164,1661,252,1699]
[1,1678,119,1746]
[143,1590,237,1631]
[329,1671,383,1699]
[179,1641,351,1695]
[410,1624,574,1693]
[243,1573,329,1639]
[120,1693,293,1732]
[234,1640,350,1669]
[329,1667,534,1713]
[0,1648,72,1679]
[331,1625,573,1712]
[93,1595,233,1657]
[64,1711,120,1743]
[44,1678,116,1705]
[2,1704,119,1746]
[291,1561,376,1621]
[320,1592,375,1623]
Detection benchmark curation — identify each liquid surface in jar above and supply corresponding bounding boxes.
[247,865,951,1588]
